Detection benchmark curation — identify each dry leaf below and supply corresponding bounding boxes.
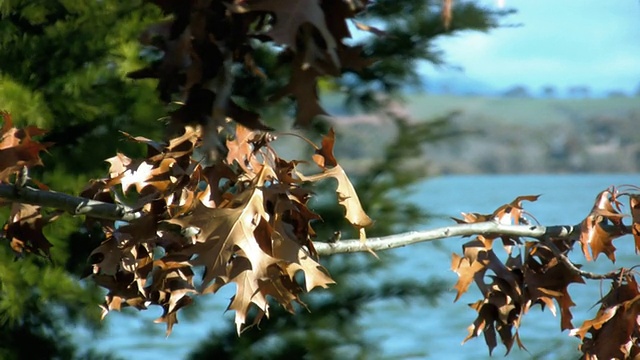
[630,194,640,253]
[578,189,626,261]
[2,203,54,257]
[570,275,640,359]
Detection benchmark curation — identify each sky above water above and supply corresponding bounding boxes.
[420,0,640,95]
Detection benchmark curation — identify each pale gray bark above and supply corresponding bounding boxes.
[313,223,576,255]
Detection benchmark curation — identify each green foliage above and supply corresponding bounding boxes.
[0,1,164,357]
[0,0,165,178]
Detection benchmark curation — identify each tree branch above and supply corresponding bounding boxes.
[314,223,577,255]
[2,184,634,282]
[0,184,142,222]
[541,237,627,280]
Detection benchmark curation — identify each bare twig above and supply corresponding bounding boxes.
[314,223,578,256]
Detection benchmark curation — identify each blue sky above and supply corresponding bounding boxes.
[420,0,640,95]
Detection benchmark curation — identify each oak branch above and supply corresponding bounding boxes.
[3,184,625,253]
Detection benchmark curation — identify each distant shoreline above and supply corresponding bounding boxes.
[327,94,640,175]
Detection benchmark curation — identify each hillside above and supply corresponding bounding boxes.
[327,94,640,175]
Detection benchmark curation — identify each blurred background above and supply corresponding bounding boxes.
[0,0,638,359]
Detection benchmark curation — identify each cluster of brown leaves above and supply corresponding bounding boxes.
[577,186,629,262]
[0,111,49,182]
[0,111,55,257]
[452,190,640,357]
[570,274,640,359]
[0,106,370,334]
[129,0,379,130]
[78,124,370,334]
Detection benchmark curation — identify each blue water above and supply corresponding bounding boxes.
[78,174,640,359]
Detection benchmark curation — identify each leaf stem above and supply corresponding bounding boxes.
[274,132,320,150]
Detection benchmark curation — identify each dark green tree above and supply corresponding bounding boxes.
[0,1,164,358]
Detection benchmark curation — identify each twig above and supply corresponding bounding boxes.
[314,223,577,256]
[0,184,142,222]
[542,237,627,280]
[1,184,634,275]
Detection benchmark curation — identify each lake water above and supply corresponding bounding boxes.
[79,173,640,359]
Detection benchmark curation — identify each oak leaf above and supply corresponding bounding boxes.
[271,52,328,127]
[0,111,50,182]
[147,265,196,336]
[2,203,55,257]
[451,252,487,302]
[570,275,640,359]
[630,194,640,253]
[493,195,539,225]
[296,158,372,232]
[297,128,372,234]
[233,0,338,65]
[197,162,238,208]
[464,286,525,356]
[226,124,262,175]
[578,189,626,261]
[523,242,584,330]
[168,184,283,331]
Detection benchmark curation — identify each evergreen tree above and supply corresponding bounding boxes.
[0,1,163,358]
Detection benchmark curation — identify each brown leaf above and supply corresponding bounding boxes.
[297,129,372,231]
[464,281,526,356]
[570,275,640,359]
[94,273,147,318]
[169,185,282,330]
[493,195,539,225]
[312,127,338,168]
[320,0,356,40]
[630,195,640,253]
[578,189,626,261]
[149,266,196,336]
[353,21,386,37]
[197,162,238,208]
[296,164,373,230]
[89,234,126,276]
[105,153,133,178]
[442,0,453,30]
[523,242,584,330]
[452,212,493,224]
[234,0,338,65]
[451,252,487,302]
[120,158,183,194]
[2,203,54,257]
[166,162,336,332]
[225,124,263,175]
[154,297,192,336]
[271,218,334,291]
[0,112,50,182]
[270,52,328,127]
